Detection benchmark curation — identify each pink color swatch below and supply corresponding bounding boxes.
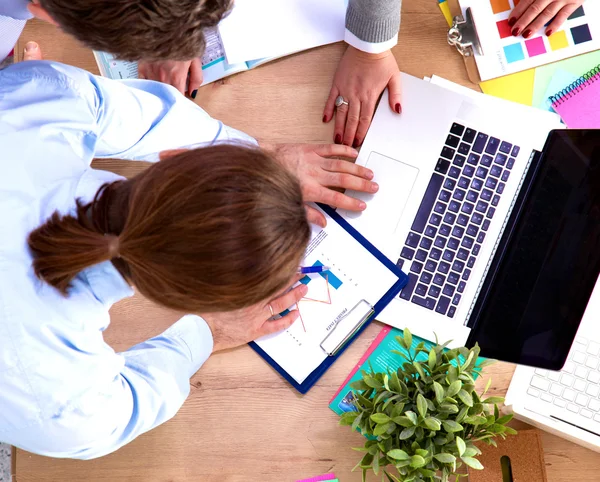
[525,36,547,57]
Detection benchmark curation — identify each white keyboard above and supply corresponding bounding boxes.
[526,337,600,423]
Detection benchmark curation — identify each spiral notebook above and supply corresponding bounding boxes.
[550,65,600,128]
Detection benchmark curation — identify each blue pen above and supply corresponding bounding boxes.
[297,265,331,274]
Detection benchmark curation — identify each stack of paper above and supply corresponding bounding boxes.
[218,0,347,64]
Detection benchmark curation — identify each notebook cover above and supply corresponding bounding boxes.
[468,428,548,482]
[552,69,600,128]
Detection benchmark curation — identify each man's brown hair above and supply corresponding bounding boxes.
[39,0,232,61]
[28,145,310,313]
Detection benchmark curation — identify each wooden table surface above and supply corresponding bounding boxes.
[13,2,600,481]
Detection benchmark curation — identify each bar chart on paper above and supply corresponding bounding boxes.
[460,0,600,80]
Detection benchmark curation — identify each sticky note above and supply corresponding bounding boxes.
[568,5,585,20]
[490,0,511,14]
[571,24,592,45]
[548,30,569,51]
[525,37,547,57]
[480,68,535,106]
[496,19,512,39]
[504,42,525,63]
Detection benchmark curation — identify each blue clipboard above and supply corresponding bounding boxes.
[249,203,409,394]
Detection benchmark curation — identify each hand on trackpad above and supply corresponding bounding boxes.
[339,152,419,236]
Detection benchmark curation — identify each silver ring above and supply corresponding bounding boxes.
[268,304,275,317]
[335,95,349,108]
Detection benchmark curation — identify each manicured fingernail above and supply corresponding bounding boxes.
[352,138,360,148]
[512,27,521,36]
[395,103,402,114]
[508,17,517,27]
[300,284,309,296]
[191,90,198,99]
[522,29,532,39]
[25,42,38,52]
[366,169,374,180]
[322,115,327,123]
[371,182,379,193]
[359,201,367,210]
[335,134,341,144]
[546,29,553,36]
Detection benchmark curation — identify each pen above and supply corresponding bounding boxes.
[297,265,331,274]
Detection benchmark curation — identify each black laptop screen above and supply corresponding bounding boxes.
[467,130,600,370]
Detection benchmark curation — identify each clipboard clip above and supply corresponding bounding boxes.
[320,299,374,357]
[447,7,483,57]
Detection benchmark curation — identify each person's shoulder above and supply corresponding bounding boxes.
[0,60,98,98]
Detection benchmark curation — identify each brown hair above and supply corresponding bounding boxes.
[38,0,232,62]
[28,145,310,313]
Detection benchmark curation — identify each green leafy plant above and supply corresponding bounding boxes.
[339,329,516,482]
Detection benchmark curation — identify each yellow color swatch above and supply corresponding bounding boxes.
[549,30,569,51]
[480,68,536,106]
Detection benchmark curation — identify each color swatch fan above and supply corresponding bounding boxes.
[459,0,600,80]
[550,65,600,127]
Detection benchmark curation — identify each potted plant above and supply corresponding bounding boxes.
[339,329,516,482]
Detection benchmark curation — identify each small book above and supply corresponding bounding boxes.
[93,26,279,85]
[550,64,600,128]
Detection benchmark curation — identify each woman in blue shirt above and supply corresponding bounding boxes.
[0,60,377,459]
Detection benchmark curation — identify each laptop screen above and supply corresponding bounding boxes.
[467,130,600,370]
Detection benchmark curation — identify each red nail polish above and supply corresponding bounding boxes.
[546,29,553,37]
[352,138,359,148]
[395,103,402,114]
[508,17,517,27]
[322,115,327,123]
[335,134,341,144]
[523,29,532,39]
[512,27,521,37]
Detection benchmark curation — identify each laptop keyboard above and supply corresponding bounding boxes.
[527,337,600,422]
[397,122,520,318]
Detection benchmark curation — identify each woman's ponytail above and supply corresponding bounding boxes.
[28,184,125,295]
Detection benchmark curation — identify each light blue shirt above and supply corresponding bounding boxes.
[0,0,31,63]
[0,61,255,459]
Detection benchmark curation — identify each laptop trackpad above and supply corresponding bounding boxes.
[342,152,419,241]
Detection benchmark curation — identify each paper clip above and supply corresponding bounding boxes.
[320,299,374,356]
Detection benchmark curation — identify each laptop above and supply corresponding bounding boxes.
[341,73,600,371]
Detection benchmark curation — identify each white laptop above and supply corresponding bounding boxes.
[341,73,600,365]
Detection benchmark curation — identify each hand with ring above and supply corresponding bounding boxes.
[323,46,402,148]
[202,282,308,352]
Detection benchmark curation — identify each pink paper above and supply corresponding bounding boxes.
[296,474,336,482]
[553,74,600,128]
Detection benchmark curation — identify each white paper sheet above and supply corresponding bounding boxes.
[254,206,400,385]
[218,0,347,65]
[461,0,600,80]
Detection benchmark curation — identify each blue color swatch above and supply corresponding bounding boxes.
[503,43,525,63]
